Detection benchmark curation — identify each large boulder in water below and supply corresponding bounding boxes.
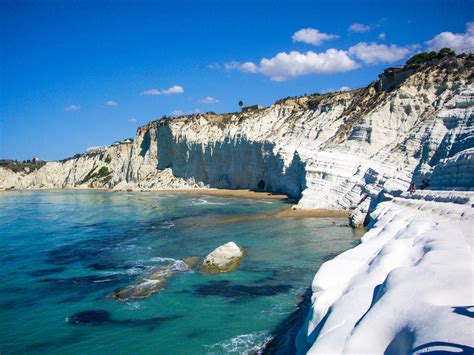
[201,242,244,274]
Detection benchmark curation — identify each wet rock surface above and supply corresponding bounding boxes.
[112,258,194,300]
[182,256,201,270]
[200,242,244,274]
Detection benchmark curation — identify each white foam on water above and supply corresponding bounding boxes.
[206,330,272,354]
[125,267,143,275]
[92,278,113,283]
[171,260,189,272]
[125,302,141,310]
[139,278,162,286]
[159,221,175,229]
[191,198,229,206]
[149,257,176,263]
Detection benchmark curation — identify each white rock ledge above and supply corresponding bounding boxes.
[296,191,474,354]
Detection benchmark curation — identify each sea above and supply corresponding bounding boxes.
[0,190,358,354]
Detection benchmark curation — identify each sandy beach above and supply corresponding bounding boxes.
[153,188,290,201]
[3,187,349,219]
[154,189,349,218]
[215,206,349,225]
[275,207,349,218]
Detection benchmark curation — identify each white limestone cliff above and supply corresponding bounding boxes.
[1,56,473,220]
[296,191,474,354]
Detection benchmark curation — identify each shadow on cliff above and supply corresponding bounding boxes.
[154,124,307,199]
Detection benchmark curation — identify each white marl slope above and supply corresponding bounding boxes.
[1,56,473,223]
[296,190,474,354]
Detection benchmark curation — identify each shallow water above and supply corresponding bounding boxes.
[0,191,358,354]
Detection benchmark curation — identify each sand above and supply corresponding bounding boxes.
[274,208,349,218]
[152,188,349,221]
[153,188,290,200]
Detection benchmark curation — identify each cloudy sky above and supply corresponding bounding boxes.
[1,0,473,160]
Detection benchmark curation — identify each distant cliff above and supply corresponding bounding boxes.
[2,54,473,223]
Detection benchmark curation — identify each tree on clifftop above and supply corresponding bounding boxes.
[238,100,244,108]
[406,48,456,65]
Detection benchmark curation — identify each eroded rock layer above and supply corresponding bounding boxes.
[1,56,473,216]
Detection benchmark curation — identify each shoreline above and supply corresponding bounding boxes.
[151,188,290,201]
[2,187,350,219]
[216,206,349,225]
[275,207,349,218]
[1,187,289,200]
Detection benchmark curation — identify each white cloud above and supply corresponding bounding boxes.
[349,23,370,33]
[105,100,118,107]
[207,63,221,70]
[170,110,185,117]
[292,28,339,46]
[128,118,138,123]
[378,32,386,40]
[162,85,184,95]
[140,89,161,96]
[64,105,80,111]
[232,49,359,81]
[426,22,474,53]
[140,85,184,96]
[200,96,219,104]
[240,62,258,73]
[322,86,350,94]
[348,42,411,64]
[224,61,241,71]
[170,108,200,117]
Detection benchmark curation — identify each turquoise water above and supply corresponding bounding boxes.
[0,191,358,354]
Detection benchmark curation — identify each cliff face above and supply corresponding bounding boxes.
[1,56,473,215]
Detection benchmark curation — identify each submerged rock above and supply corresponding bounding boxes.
[192,280,292,299]
[113,279,168,300]
[201,242,244,274]
[68,309,181,328]
[182,256,201,270]
[112,258,193,300]
[147,267,175,281]
[69,310,111,325]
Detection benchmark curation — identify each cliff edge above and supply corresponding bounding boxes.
[1,54,473,224]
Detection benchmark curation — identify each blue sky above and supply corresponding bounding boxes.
[1,0,473,161]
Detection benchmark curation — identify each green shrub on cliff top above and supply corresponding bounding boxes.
[406,48,456,65]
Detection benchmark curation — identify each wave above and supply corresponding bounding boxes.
[206,330,271,354]
[149,257,176,263]
[190,198,229,206]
